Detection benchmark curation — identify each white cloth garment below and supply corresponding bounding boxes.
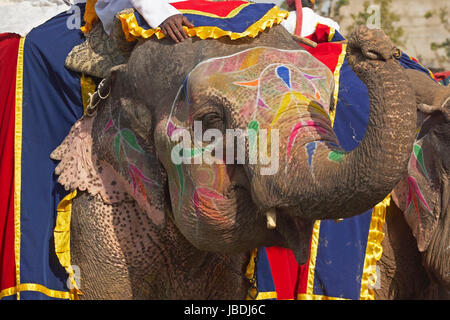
[96,0,183,35]
[281,7,340,37]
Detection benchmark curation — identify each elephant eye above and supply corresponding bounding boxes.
[200,112,225,132]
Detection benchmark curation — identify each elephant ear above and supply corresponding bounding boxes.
[51,115,131,201]
[52,65,167,227]
[392,113,450,252]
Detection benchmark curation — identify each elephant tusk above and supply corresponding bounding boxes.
[266,208,277,229]
[291,34,318,48]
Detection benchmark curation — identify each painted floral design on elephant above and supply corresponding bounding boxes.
[102,112,160,197]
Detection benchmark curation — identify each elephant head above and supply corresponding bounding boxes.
[391,70,450,292]
[54,23,423,267]
[153,46,336,261]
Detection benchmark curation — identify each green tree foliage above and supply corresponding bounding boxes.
[424,7,450,63]
[330,0,349,23]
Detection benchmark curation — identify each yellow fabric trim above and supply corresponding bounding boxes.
[80,0,98,33]
[306,220,321,295]
[13,37,25,300]
[0,283,77,300]
[119,6,289,42]
[329,41,346,125]
[245,249,257,280]
[54,190,82,299]
[298,293,348,300]
[80,74,97,114]
[328,27,336,42]
[360,194,390,300]
[51,73,96,300]
[178,3,250,19]
[255,291,278,300]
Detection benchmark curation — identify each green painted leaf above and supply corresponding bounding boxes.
[248,120,259,132]
[248,120,259,153]
[413,143,428,177]
[176,164,184,197]
[121,128,144,153]
[328,150,346,163]
[114,133,121,162]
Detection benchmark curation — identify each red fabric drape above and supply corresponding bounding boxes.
[0,33,20,292]
[434,71,450,81]
[265,247,301,299]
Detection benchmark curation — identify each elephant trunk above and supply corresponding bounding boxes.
[250,27,418,222]
[306,28,418,220]
[324,50,416,218]
[405,68,450,109]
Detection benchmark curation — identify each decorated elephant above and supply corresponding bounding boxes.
[47,7,450,299]
[380,70,449,299]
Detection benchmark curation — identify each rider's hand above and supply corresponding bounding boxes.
[159,14,194,43]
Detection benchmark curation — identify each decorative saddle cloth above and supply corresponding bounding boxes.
[0,2,438,300]
[118,0,288,41]
[0,8,87,299]
[81,0,289,41]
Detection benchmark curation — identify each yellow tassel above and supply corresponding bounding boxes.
[80,0,99,33]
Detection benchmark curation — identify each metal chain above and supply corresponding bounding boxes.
[247,253,259,300]
[85,78,111,117]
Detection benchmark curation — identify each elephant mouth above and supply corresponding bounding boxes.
[189,171,312,264]
[271,207,315,265]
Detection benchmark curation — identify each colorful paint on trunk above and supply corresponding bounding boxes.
[328,150,345,163]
